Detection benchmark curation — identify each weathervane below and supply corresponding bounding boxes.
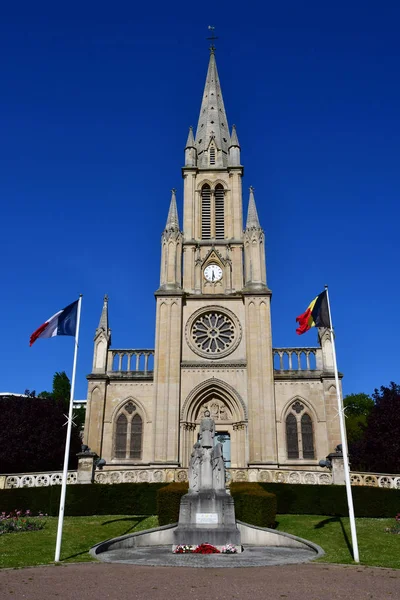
[207,25,218,53]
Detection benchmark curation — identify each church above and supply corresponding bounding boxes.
[83,48,341,482]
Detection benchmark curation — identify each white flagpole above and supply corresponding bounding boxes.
[54,294,83,563]
[324,285,359,563]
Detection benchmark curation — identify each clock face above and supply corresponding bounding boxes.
[204,263,223,282]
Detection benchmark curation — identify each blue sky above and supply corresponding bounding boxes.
[1,1,399,399]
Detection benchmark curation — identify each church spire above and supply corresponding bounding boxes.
[165,189,180,232]
[96,294,109,335]
[195,51,230,167]
[246,187,261,229]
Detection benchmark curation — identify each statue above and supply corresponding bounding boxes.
[212,442,225,491]
[188,442,202,492]
[198,409,215,448]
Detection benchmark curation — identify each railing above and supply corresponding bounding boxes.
[109,349,155,374]
[273,347,322,371]
[2,467,399,489]
[1,471,77,489]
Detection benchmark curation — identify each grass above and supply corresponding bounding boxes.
[275,514,400,569]
[0,514,399,569]
[0,515,157,569]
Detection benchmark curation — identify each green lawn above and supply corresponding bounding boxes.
[0,515,157,569]
[276,515,400,569]
[0,514,399,569]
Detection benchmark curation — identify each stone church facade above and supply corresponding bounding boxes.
[83,50,341,478]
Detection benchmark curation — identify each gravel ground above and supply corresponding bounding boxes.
[0,562,399,600]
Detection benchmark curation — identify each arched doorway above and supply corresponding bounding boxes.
[180,379,247,468]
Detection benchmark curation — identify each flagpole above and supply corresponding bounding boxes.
[324,285,359,563]
[54,294,82,563]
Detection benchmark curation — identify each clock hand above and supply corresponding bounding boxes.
[212,270,215,282]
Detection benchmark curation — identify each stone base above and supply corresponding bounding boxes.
[173,489,241,549]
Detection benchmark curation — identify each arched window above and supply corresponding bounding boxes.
[301,414,315,459]
[215,184,225,239]
[130,414,143,459]
[286,413,299,459]
[115,414,127,458]
[285,401,315,460]
[201,184,211,239]
[114,402,143,460]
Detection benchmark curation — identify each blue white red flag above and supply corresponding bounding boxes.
[29,300,79,346]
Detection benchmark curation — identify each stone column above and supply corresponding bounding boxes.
[76,452,97,484]
[327,451,345,485]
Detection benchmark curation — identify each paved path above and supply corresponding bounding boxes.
[0,562,399,600]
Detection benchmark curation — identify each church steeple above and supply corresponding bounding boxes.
[92,294,111,373]
[165,188,180,232]
[195,51,230,167]
[244,187,268,290]
[246,186,261,229]
[159,189,182,290]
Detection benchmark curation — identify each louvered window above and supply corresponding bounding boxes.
[286,413,299,459]
[115,414,128,458]
[301,414,315,459]
[201,184,211,239]
[215,184,225,239]
[130,414,143,459]
[209,146,216,165]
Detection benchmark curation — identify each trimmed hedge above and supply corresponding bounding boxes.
[157,482,189,525]
[260,483,400,518]
[0,483,166,516]
[230,483,277,527]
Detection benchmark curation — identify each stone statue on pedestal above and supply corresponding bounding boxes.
[173,411,241,551]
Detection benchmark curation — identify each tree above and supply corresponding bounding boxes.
[0,396,82,474]
[52,371,71,406]
[343,392,374,445]
[350,382,400,473]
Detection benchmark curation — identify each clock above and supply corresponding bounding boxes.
[204,263,223,282]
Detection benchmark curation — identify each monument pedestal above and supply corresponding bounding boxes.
[173,489,242,551]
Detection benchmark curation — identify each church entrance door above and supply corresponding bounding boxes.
[215,431,231,467]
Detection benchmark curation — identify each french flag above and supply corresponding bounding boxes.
[30,300,79,347]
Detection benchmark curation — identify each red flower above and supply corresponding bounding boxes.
[193,543,220,554]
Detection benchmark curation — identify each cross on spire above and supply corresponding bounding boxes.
[207,25,218,54]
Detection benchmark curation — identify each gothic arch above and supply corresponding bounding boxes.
[181,378,247,423]
[110,396,150,424]
[279,395,320,424]
[196,178,213,190]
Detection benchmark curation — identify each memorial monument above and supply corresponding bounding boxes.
[173,411,242,551]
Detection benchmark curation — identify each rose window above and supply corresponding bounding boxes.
[192,312,235,354]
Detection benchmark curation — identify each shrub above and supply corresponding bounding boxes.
[157,482,189,525]
[0,483,166,516]
[259,482,400,518]
[230,483,277,527]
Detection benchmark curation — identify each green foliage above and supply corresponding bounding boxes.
[348,382,400,472]
[260,482,400,518]
[0,483,165,517]
[52,371,71,407]
[156,482,189,525]
[230,483,277,527]
[343,392,374,444]
[0,396,82,474]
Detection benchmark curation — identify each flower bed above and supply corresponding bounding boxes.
[384,513,400,535]
[0,510,46,535]
[173,543,238,554]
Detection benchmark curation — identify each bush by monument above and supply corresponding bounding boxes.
[157,482,189,525]
[230,483,277,527]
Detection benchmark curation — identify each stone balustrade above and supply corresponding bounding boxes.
[273,347,322,371]
[108,349,155,374]
[1,471,77,489]
[350,472,400,489]
[2,468,399,490]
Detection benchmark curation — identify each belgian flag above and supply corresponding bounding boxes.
[296,290,331,335]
